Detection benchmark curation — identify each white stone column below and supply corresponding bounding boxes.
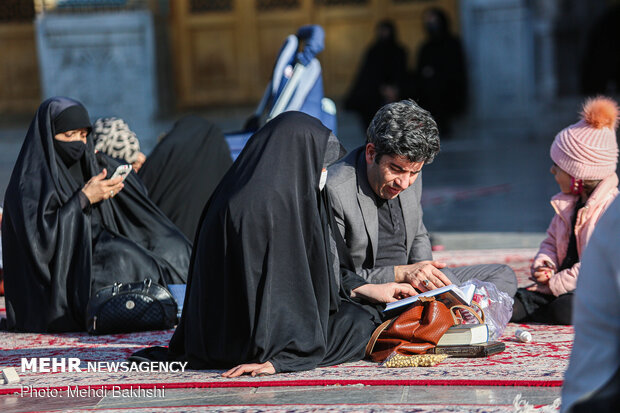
[531,0,559,102]
[459,0,535,120]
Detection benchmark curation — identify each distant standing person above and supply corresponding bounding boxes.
[580,4,620,96]
[344,19,408,130]
[511,97,619,325]
[409,7,467,135]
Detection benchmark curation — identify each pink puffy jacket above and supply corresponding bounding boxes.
[533,173,619,296]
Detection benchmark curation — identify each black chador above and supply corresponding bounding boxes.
[167,112,381,373]
[1,97,190,333]
[138,115,233,241]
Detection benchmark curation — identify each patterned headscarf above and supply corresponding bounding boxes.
[93,117,141,163]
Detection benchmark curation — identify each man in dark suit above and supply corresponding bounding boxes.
[326,100,517,296]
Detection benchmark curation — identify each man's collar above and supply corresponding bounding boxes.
[355,148,387,206]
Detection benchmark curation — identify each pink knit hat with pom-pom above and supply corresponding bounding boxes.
[550,96,619,180]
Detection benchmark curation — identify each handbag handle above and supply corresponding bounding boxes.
[142,278,153,292]
[450,301,485,324]
[365,318,393,358]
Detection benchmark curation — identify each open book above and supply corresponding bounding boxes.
[383,283,476,314]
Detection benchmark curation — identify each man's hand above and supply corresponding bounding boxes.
[526,282,553,295]
[81,168,125,204]
[351,282,417,303]
[222,361,275,378]
[394,261,452,292]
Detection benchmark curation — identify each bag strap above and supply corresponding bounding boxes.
[472,300,485,321]
[450,301,485,324]
[365,318,393,358]
[142,278,153,292]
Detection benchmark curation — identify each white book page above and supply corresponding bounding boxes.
[456,284,476,305]
[384,284,470,312]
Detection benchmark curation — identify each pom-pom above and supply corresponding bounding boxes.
[581,96,619,130]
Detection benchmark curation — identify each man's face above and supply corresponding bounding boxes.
[365,143,424,200]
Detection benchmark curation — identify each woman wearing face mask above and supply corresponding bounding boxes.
[1,97,191,333]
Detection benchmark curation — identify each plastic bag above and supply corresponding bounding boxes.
[459,279,514,340]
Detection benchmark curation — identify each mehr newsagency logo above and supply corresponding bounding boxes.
[20,357,187,373]
[17,357,187,398]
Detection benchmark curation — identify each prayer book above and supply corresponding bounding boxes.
[427,341,505,357]
[383,284,475,314]
[436,323,489,346]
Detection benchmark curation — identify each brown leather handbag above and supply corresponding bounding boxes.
[365,297,469,362]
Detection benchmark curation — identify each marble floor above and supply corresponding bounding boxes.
[0,385,561,412]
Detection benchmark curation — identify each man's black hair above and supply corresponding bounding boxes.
[366,99,440,164]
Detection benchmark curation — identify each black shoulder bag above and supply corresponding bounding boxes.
[86,278,178,335]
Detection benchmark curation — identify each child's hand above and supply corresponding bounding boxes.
[532,266,554,284]
[527,282,553,295]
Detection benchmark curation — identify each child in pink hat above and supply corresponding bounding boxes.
[512,96,619,324]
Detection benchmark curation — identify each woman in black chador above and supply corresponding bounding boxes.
[138,115,233,241]
[1,97,190,333]
[344,19,408,130]
[410,7,467,134]
[166,112,415,376]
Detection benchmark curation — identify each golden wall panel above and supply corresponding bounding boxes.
[172,0,458,107]
[0,24,40,113]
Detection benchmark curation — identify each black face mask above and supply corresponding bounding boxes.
[54,139,86,166]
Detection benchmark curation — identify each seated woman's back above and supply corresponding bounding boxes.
[138,115,233,241]
[166,112,419,376]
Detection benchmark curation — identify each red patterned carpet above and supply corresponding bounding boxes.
[0,248,571,396]
[433,248,536,287]
[50,404,521,413]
